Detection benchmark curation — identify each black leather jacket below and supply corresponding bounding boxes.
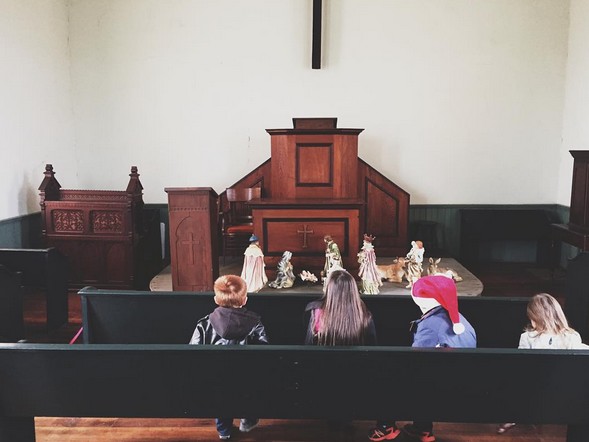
[189,306,269,345]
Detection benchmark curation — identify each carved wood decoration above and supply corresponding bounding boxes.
[165,187,219,291]
[39,165,160,289]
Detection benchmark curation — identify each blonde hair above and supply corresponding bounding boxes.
[525,293,574,335]
[317,270,372,346]
[213,275,247,308]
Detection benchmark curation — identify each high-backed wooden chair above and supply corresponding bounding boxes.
[221,187,261,262]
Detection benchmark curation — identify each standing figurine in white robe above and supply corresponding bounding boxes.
[240,235,268,293]
[358,234,383,294]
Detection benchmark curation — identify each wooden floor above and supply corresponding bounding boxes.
[25,261,568,442]
[34,418,566,441]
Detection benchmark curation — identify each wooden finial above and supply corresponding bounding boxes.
[126,166,143,193]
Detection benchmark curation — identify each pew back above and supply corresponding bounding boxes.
[80,288,529,347]
[0,248,68,330]
[0,265,23,341]
[0,343,588,442]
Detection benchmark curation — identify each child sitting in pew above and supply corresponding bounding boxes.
[304,269,376,345]
[497,292,588,434]
[369,275,476,442]
[189,275,269,440]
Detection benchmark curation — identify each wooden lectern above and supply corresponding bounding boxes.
[165,187,219,291]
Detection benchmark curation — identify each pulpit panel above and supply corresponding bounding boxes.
[263,219,347,256]
[251,204,361,277]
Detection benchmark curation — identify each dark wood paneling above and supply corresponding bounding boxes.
[358,159,409,257]
[270,131,359,199]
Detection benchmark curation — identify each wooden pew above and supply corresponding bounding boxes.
[79,288,529,348]
[0,248,68,331]
[0,343,587,442]
[460,208,560,266]
[0,265,24,342]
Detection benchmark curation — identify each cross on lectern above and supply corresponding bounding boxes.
[181,232,201,265]
[312,0,322,69]
[297,224,314,248]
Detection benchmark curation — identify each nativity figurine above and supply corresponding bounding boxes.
[240,234,268,293]
[357,234,383,294]
[405,240,425,288]
[322,235,344,279]
[268,250,296,289]
[376,257,406,283]
[427,257,463,282]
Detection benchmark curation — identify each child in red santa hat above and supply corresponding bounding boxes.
[368,275,477,442]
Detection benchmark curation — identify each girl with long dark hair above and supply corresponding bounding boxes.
[304,269,376,346]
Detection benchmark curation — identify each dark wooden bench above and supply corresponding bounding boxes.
[460,208,560,266]
[0,343,588,442]
[79,288,530,348]
[0,265,24,341]
[0,248,68,331]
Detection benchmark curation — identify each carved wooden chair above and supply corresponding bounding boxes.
[221,187,261,263]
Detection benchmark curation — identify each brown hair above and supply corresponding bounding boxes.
[316,270,372,346]
[213,275,247,308]
[525,293,574,335]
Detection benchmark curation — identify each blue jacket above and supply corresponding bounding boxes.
[411,306,476,348]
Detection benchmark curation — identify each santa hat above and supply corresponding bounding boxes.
[412,275,465,335]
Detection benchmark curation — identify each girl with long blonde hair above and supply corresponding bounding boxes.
[498,293,587,434]
[518,293,587,349]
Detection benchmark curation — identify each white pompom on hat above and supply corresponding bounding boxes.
[412,275,465,335]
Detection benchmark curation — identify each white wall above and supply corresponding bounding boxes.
[0,1,572,219]
[557,0,589,207]
[67,0,570,205]
[0,0,75,220]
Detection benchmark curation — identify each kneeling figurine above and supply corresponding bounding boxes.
[269,251,296,289]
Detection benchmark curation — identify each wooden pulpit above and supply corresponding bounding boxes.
[218,117,410,273]
[251,118,364,275]
[165,187,219,291]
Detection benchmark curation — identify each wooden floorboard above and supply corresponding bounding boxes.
[34,418,567,441]
[25,261,568,441]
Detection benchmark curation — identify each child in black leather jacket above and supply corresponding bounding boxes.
[189,275,269,439]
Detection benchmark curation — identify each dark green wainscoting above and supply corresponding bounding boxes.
[0,213,43,249]
[0,204,578,268]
